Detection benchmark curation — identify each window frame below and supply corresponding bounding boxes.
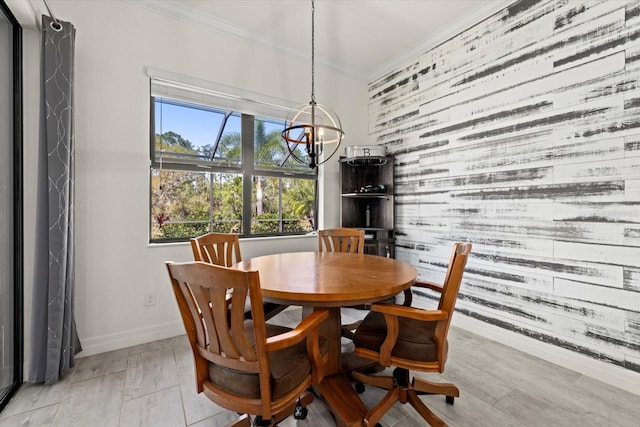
[148,82,317,243]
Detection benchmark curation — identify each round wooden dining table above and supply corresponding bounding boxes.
[232,251,417,427]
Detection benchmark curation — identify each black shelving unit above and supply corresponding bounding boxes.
[339,155,395,258]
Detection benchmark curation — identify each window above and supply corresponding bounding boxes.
[149,75,317,242]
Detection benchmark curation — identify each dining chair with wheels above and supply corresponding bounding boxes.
[190,232,287,321]
[350,242,472,427]
[166,261,329,427]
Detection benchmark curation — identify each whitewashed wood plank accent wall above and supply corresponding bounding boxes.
[369,0,640,374]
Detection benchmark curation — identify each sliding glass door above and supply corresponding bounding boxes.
[0,0,22,412]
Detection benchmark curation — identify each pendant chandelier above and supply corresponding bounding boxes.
[282,0,345,169]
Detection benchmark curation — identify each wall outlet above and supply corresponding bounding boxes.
[144,291,156,307]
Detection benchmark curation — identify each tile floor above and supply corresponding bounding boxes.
[1,307,639,426]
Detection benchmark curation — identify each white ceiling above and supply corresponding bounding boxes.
[10,0,513,81]
[132,0,513,81]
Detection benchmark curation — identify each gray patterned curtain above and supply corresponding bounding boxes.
[29,15,81,384]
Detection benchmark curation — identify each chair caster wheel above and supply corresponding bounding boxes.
[294,404,308,420]
[255,415,272,426]
[355,382,365,394]
[446,395,455,405]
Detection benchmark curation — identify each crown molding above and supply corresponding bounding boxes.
[369,0,514,81]
[128,0,363,81]
[129,0,515,83]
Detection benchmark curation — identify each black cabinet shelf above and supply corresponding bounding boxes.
[340,155,395,258]
[341,193,391,199]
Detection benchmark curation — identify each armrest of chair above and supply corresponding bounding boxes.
[413,280,444,293]
[401,288,413,307]
[372,303,449,322]
[265,309,329,384]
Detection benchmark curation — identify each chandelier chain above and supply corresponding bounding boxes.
[311,0,315,103]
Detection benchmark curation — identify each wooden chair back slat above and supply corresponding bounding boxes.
[229,286,257,361]
[206,285,242,359]
[192,285,222,355]
[318,227,365,254]
[176,280,209,352]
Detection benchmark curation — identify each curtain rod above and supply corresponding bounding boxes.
[43,0,62,30]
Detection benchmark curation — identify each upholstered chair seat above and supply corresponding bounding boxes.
[354,312,438,363]
[209,323,329,400]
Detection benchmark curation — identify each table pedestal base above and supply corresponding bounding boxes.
[314,374,368,427]
[303,307,369,426]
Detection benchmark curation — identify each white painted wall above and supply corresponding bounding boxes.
[13,0,368,361]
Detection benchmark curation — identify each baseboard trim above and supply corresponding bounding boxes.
[21,321,186,381]
[452,313,640,396]
[75,321,186,358]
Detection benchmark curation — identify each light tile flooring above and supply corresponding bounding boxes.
[1,307,639,426]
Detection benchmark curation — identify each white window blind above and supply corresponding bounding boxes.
[146,67,298,120]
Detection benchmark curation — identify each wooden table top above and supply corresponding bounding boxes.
[232,251,417,307]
